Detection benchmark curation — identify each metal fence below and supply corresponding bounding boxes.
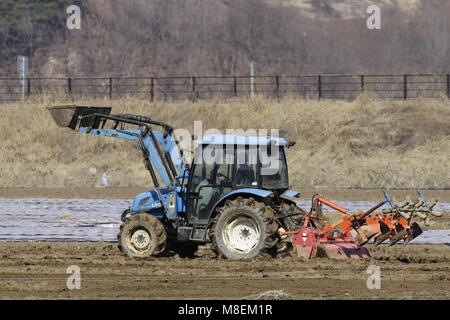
[0,74,449,102]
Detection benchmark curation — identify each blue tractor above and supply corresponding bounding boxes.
[49,106,304,259]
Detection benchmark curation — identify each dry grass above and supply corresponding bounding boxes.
[0,94,449,189]
[269,0,423,19]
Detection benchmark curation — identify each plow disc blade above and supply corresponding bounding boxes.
[48,105,111,130]
[389,224,408,246]
[354,223,381,247]
[374,221,394,246]
[317,244,370,259]
[403,222,423,246]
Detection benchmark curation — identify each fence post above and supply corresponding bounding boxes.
[318,75,322,99]
[15,74,450,102]
[150,77,154,102]
[447,74,449,99]
[403,75,408,100]
[191,76,196,103]
[275,76,280,100]
[68,77,72,95]
[27,78,31,98]
[109,77,113,99]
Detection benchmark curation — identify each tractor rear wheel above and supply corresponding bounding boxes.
[210,197,279,260]
[117,213,167,258]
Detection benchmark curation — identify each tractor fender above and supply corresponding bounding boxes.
[129,189,168,219]
[280,190,301,209]
[280,190,302,206]
[282,190,300,198]
[206,188,274,222]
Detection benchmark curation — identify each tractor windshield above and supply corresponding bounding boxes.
[260,147,289,190]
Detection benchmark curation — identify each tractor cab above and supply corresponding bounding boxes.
[186,135,293,225]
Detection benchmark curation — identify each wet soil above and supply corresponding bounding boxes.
[0,188,448,299]
[0,242,448,300]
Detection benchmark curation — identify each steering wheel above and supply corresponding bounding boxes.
[217,173,231,186]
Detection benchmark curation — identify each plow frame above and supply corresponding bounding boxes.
[287,190,437,259]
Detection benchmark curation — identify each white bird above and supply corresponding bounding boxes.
[102,173,109,187]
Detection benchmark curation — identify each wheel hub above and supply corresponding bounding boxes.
[130,229,151,251]
[224,216,260,254]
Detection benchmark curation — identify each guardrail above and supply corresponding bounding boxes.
[0,74,449,102]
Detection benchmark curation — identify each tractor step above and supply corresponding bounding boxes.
[176,226,207,242]
[190,226,207,241]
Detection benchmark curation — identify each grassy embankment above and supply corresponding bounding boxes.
[0,94,449,190]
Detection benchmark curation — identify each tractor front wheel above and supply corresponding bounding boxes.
[210,197,279,260]
[117,213,167,258]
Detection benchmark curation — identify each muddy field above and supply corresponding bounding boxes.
[0,242,448,300]
[0,188,448,300]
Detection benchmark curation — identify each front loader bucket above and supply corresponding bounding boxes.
[48,105,111,130]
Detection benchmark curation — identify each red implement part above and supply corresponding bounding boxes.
[292,227,318,259]
[354,214,382,247]
[292,227,370,259]
[374,219,396,246]
[389,219,410,246]
[373,214,413,245]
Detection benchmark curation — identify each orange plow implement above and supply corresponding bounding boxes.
[284,191,439,259]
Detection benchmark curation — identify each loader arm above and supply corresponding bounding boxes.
[48,105,189,193]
